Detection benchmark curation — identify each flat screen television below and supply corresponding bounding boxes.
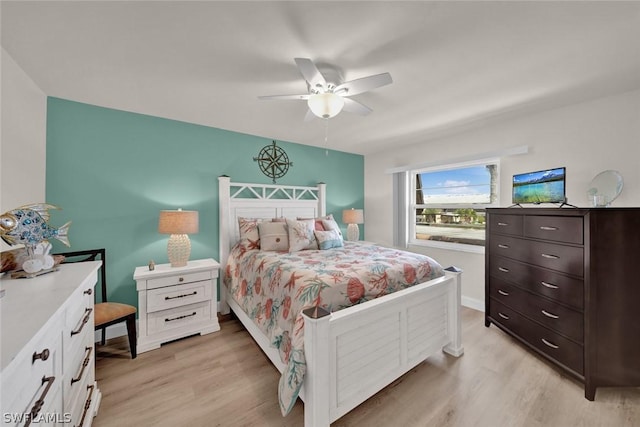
[512,167,566,204]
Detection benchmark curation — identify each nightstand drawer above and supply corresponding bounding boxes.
[146,280,212,313]
[147,301,211,335]
[146,270,215,290]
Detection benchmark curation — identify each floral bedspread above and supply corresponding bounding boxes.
[223,241,444,415]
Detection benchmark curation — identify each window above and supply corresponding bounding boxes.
[409,159,499,250]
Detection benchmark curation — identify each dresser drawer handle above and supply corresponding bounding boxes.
[539,226,559,231]
[165,312,197,322]
[83,288,93,295]
[71,347,93,385]
[498,290,509,296]
[165,291,197,300]
[71,308,93,336]
[541,309,559,319]
[77,384,96,427]
[541,253,559,260]
[497,244,509,249]
[541,281,559,289]
[178,277,185,282]
[541,338,559,349]
[497,222,509,226]
[26,376,55,427]
[498,312,510,320]
[498,267,510,273]
[32,348,50,364]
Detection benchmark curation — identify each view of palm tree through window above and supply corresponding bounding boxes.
[413,163,497,246]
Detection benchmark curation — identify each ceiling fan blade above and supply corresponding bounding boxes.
[342,98,372,116]
[334,72,392,96]
[258,94,310,101]
[294,58,327,91]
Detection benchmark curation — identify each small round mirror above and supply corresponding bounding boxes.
[587,170,623,207]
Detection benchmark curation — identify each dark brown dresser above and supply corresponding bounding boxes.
[485,207,640,400]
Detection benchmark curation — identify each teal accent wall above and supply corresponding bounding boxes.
[46,97,364,309]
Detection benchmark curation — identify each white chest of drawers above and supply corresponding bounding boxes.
[1,262,102,427]
[134,258,220,354]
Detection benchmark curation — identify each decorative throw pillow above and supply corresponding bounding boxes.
[287,218,317,251]
[321,218,344,242]
[238,217,262,250]
[258,221,289,251]
[314,230,344,250]
[298,214,334,231]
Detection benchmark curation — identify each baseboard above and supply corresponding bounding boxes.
[462,296,485,312]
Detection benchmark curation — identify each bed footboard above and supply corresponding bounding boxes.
[302,268,463,427]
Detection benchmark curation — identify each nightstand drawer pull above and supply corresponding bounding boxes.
[178,277,185,282]
[71,308,93,336]
[71,347,93,385]
[165,291,197,300]
[165,312,197,322]
[77,384,95,427]
[539,226,559,231]
[498,267,510,273]
[32,348,50,363]
[26,376,55,427]
[541,338,559,349]
[498,312,510,320]
[83,288,93,295]
[498,290,509,296]
[497,244,509,249]
[497,222,509,226]
[540,281,559,289]
[541,253,559,260]
[541,310,559,319]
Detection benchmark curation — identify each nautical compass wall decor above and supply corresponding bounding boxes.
[253,140,293,183]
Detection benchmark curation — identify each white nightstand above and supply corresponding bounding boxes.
[134,258,220,353]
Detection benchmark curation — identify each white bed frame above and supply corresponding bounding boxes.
[218,176,463,427]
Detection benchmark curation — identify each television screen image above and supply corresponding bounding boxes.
[512,167,566,204]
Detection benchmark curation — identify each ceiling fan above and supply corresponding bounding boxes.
[259,58,393,120]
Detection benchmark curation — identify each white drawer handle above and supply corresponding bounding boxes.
[71,308,93,336]
[165,291,197,300]
[497,222,509,226]
[498,290,509,296]
[71,347,93,385]
[32,348,50,364]
[539,226,559,231]
[541,309,559,319]
[498,267,510,273]
[165,312,197,322]
[541,253,559,260]
[26,376,55,426]
[497,244,509,249]
[541,281,559,289]
[498,312,510,320]
[541,338,559,349]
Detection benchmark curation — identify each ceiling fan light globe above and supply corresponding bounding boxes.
[308,93,345,119]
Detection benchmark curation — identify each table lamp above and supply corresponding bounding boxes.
[158,209,199,267]
[342,208,364,241]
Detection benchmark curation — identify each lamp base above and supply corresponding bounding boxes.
[167,234,191,267]
[346,224,360,241]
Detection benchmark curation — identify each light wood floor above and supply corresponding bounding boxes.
[93,308,639,426]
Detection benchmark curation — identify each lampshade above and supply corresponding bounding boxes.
[158,209,199,267]
[342,208,364,225]
[307,93,345,119]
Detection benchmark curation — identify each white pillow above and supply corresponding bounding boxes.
[315,229,344,250]
[286,219,318,251]
[321,218,343,242]
[258,221,288,251]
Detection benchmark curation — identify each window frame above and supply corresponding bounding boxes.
[408,158,500,252]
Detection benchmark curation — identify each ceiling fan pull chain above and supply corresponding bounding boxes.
[324,118,329,156]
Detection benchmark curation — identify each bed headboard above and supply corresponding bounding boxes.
[218,175,326,272]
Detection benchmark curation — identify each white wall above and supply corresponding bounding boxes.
[365,89,640,309]
[1,48,47,249]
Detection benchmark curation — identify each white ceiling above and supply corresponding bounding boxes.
[2,1,640,155]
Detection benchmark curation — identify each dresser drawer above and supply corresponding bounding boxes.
[489,234,584,276]
[524,215,583,244]
[489,214,523,236]
[489,256,584,309]
[146,280,212,313]
[490,299,583,374]
[146,270,216,290]
[147,301,212,335]
[490,278,583,343]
